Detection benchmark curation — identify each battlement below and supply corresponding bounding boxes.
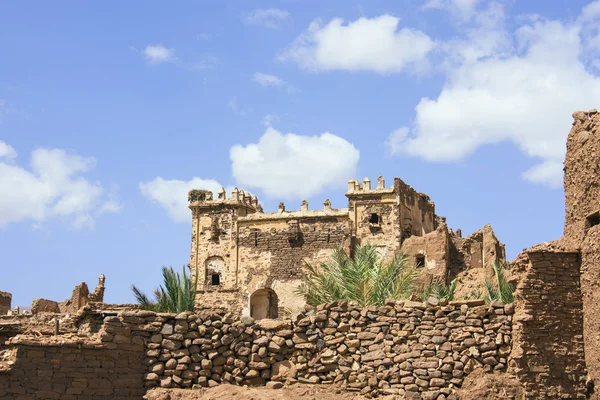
[238,198,348,222]
[188,187,263,212]
[346,175,394,194]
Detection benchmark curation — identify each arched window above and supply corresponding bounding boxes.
[205,256,224,287]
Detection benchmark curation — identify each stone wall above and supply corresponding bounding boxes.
[563,109,600,397]
[136,300,511,398]
[0,292,11,315]
[0,335,145,399]
[510,250,587,399]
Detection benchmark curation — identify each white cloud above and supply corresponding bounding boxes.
[230,127,359,198]
[279,15,434,74]
[144,45,174,64]
[0,141,17,160]
[0,144,121,229]
[139,177,227,223]
[388,3,600,188]
[252,73,284,87]
[422,0,480,20]
[244,8,290,29]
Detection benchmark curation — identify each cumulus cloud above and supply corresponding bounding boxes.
[0,143,121,229]
[139,177,228,223]
[144,45,174,64]
[279,15,434,74]
[0,141,17,160]
[230,127,359,198]
[244,8,290,29]
[388,3,600,188]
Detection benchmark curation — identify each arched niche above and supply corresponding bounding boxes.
[250,288,278,320]
[205,256,225,287]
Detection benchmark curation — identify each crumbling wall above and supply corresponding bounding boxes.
[0,292,11,315]
[563,109,600,396]
[236,212,352,317]
[0,327,146,399]
[400,223,450,283]
[140,300,512,397]
[510,250,587,399]
[582,225,600,396]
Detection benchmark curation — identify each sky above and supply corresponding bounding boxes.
[1,0,600,308]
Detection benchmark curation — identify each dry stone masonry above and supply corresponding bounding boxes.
[0,300,512,399]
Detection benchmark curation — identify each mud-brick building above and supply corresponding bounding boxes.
[188,176,505,320]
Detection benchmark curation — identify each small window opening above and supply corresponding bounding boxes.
[586,211,600,234]
[211,274,220,286]
[369,213,380,224]
[415,255,425,269]
[254,231,258,247]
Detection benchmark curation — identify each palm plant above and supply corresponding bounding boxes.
[421,278,458,301]
[296,245,415,307]
[483,261,515,304]
[131,266,198,313]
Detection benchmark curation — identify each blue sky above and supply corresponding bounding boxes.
[2,0,600,308]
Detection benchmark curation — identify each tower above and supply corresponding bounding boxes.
[188,188,260,314]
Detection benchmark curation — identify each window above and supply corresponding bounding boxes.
[211,274,220,286]
[416,255,425,269]
[586,212,600,232]
[369,213,380,224]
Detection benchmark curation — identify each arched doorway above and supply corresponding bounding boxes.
[250,289,278,320]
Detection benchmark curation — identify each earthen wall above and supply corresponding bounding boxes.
[0,292,11,315]
[510,251,587,399]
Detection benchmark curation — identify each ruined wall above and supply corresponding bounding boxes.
[236,211,352,317]
[126,301,510,398]
[394,178,436,237]
[0,331,146,399]
[563,109,600,396]
[401,224,450,283]
[583,225,600,397]
[564,109,600,245]
[510,250,587,399]
[0,292,11,315]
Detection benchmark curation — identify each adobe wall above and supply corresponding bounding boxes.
[401,224,450,283]
[0,292,11,315]
[0,333,146,399]
[563,110,600,245]
[236,212,352,316]
[510,250,587,399]
[582,224,600,396]
[563,109,600,396]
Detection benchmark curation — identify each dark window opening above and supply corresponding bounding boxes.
[586,211,600,235]
[369,213,380,224]
[416,255,425,269]
[211,274,220,285]
[254,231,258,247]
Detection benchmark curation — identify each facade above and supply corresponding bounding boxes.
[188,176,505,319]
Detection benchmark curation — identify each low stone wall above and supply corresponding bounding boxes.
[133,300,512,398]
[0,336,145,400]
[0,300,513,399]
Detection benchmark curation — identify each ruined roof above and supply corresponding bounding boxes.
[238,208,349,222]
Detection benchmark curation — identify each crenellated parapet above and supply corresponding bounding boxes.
[188,187,262,214]
[346,175,394,194]
[239,198,348,222]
